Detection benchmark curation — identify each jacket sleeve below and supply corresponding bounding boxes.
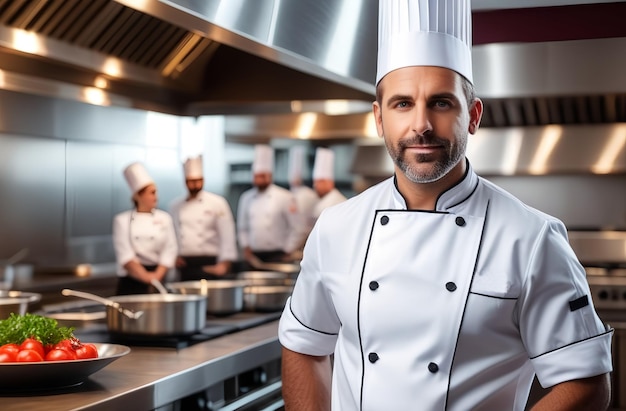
[112,212,136,271]
[237,191,251,249]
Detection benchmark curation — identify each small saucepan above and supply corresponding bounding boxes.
[0,290,42,319]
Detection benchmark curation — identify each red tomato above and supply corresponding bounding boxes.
[74,343,98,359]
[52,339,76,352]
[0,343,20,355]
[16,349,43,362]
[19,338,45,359]
[0,350,17,362]
[45,348,77,361]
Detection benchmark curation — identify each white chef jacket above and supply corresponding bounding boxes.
[169,191,238,262]
[311,187,347,221]
[291,185,319,240]
[237,184,306,254]
[112,209,178,276]
[279,162,613,411]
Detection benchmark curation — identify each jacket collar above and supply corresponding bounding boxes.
[390,159,479,211]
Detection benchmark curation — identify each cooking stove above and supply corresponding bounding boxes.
[39,301,282,349]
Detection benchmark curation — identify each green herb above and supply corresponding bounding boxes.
[0,313,75,345]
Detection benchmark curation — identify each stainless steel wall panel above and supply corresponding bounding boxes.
[0,135,66,264]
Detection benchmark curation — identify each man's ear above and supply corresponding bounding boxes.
[468,98,483,135]
[372,101,384,138]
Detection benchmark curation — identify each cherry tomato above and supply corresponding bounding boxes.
[0,350,17,362]
[52,339,76,352]
[74,343,98,359]
[19,338,45,359]
[45,348,77,361]
[16,349,43,362]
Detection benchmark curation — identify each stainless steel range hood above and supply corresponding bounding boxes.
[0,0,377,115]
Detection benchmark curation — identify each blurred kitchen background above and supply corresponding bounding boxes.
[0,0,624,269]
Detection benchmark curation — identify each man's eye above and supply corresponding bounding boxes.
[396,101,409,108]
[434,100,451,108]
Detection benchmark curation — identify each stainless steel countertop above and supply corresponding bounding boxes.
[0,321,281,410]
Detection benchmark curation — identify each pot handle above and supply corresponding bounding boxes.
[61,289,143,319]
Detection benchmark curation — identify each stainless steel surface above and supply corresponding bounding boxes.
[0,321,281,411]
[106,293,207,335]
[0,291,41,319]
[237,271,294,286]
[167,279,246,316]
[569,231,626,265]
[243,285,293,312]
[62,289,144,320]
[0,343,130,391]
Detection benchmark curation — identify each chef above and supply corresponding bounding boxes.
[279,0,613,410]
[169,155,237,281]
[288,145,319,253]
[310,147,346,223]
[112,162,177,295]
[237,144,307,266]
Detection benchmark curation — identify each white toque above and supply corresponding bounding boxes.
[252,144,274,173]
[288,146,306,182]
[313,147,335,181]
[183,155,203,179]
[123,162,154,194]
[376,0,473,85]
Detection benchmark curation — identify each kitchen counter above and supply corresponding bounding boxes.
[0,321,282,410]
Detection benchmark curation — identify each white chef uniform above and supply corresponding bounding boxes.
[237,183,303,255]
[279,163,613,410]
[288,146,319,241]
[170,155,238,272]
[112,209,178,276]
[311,147,346,221]
[112,162,177,277]
[280,0,613,409]
[170,191,237,261]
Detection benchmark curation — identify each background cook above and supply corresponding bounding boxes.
[310,147,347,224]
[169,155,237,281]
[237,144,307,267]
[112,162,177,295]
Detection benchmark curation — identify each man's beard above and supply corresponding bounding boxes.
[385,133,466,184]
[189,187,201,196]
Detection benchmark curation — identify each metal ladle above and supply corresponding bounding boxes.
[61,289,144,320]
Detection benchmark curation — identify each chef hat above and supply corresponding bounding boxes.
[376,0,473,85]
[312,147,335,181]
[123,162,154,194]
[288,146,306,182]
[252,144,274,174]
[183,155,203,179]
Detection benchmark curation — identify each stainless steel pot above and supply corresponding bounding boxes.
[237,271,295,286]
[62,289,207,336]
[167,280,246,316]
[105,294,207,336]
[243,285,293,312]
[0,291,41,319]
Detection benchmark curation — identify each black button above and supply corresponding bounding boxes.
[369,281,379,291]
[428,362,439,373]
[455,216,466,226]
[380,215,389,225]
[368,353,379,363]
[445,282,457,292]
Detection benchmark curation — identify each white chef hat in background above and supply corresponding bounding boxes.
[123,162,154,194]
[252,144,274,173]
[288,146,306,183]
[376,0,473,85]
[313,147,335,181]
[184,155,203,179]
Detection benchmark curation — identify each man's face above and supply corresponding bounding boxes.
[185,178,203,196]
[313,179,334,197]
[253,172,272,190]
[373,66,482,184]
